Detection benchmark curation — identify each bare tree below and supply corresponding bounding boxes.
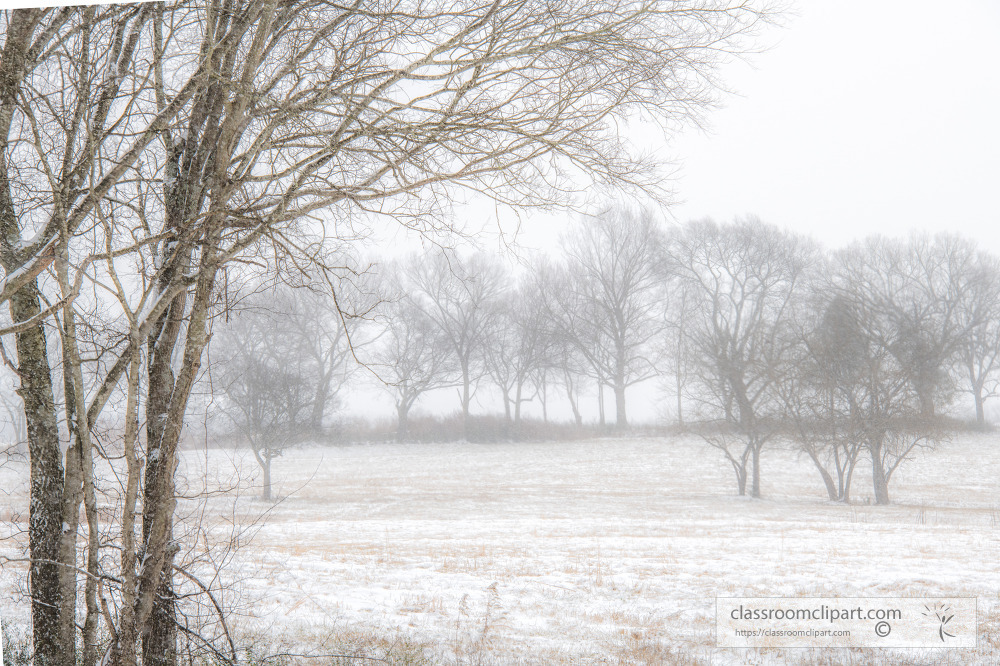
[671,218,811,498]
[0,8,181,665]
[214,293,314,500]
[532,261,591,426]
[950,244,1000,425]
[553,207,665,429]
[781,292,867,502]
[374,273,458,441]
[830,236,951,504]
[483,277,553,432]
[661,281,698,425]
[407,251,507,440]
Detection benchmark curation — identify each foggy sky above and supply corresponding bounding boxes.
[669,0,1000,252]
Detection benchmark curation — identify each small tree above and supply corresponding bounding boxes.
[951,244,1000,424]
[831,237,951,504]
[671,218,811,498]
[781,293,868,502]
[483,279,553,433]
[553,207,665,429]
[374,289,457,441]
[215,295,313,500]
[407,252,507,440]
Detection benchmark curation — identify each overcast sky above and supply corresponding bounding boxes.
[667,0,1000,251]
[487,0,1000,258]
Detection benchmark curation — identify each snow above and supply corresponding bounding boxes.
[2,434,999,663]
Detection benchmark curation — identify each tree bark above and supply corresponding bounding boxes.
[805,448,839,501]
[263,455,272,501]
[614,381,627,429]
[597,383,605,427]
[750,443,761,498]
[871,444,890,505]
[142,284,187,666]
[10,285,70,666]
[461,359,472,440]
[396,402,410,442]
[0,10,76,666]
[734,462,747,496]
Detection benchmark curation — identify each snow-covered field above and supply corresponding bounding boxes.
[3,434,1000,664]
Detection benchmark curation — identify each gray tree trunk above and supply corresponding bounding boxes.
[614,381,627,429]
[10,285,71,666]
[750,444,761,498]
[396,402,410,442]
[871,444,890,505]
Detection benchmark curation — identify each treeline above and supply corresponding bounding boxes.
[214,210,1000,506]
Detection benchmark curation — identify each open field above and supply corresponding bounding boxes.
[3,433,1000,664]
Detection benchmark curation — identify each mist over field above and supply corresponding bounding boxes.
[1,1,998,665]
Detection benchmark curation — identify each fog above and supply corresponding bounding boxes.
[1,1,997,664]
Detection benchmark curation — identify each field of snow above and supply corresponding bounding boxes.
[3,433,1000,664]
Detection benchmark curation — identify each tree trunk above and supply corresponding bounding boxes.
[675,325,684,425]
[597,383,605,427]
[310,366,333,435]
[142,288,186,666]
[262,454,272,501]
[806,448,839,501]
[537,371,547,424]
[918,387,935,418]
[871,444,890,505]
[396,402,410,442]
[9,285,71,666]
[461,360,471,440]
[140,256,217,666]
[974,386,985,425]
[614,381,627,430]
[564,370,582,426]
[514,383,522,427]
[843,454,856,504]
[0,13,70,658]
[750,443,761,498]
[110,349,142,666]
[676,370,683,426]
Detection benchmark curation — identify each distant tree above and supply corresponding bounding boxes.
[215,305,311,501]
[553,207,665,429]
[671,218,811,498]
[214,276,374,497]
[374,279,458,441]
[0,372,27,449]
[781,291,867,502]
[532,261,591,427]
[284,278,378,436]
[483,278,552,433]
[407,252,507,440]
[661,280,698,426]
[949,243,1000,424]
[830,237,951,504]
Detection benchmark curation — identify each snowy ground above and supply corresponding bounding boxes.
[3,433,1000,664]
